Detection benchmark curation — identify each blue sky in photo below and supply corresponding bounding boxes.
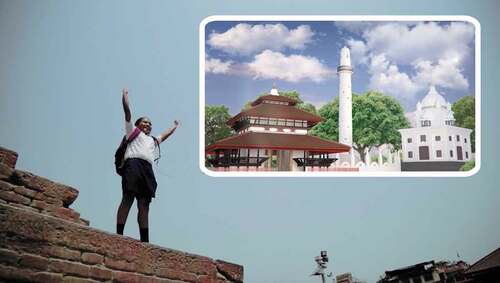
[205,21,476,115]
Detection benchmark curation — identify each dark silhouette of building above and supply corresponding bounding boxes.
[378,260,470,283]
[465,247,500,283]
[337,272,366,283]
[378,261,440,283]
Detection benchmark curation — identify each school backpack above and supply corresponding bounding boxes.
[114,127,141,176]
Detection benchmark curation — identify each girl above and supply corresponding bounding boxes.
[116,88,179,242]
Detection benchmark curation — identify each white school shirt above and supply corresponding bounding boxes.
[123,121,159,165]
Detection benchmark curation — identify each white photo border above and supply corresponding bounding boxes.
[199,15,481,178]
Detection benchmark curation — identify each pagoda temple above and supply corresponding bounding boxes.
[205,86,351,171]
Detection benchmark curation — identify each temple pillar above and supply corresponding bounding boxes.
[278,150,292,171]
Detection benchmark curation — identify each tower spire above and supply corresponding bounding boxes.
[338,46,353,147]
[270,83,279,96]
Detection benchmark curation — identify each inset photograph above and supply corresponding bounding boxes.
[200,16,480,176]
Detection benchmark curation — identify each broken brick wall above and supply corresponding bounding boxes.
[0,146,243,283]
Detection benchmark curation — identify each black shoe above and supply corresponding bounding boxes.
[140,228,149,243]
[117,224,125,235]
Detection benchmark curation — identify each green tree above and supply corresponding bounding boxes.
[311,91,410,162]
[310,98,339,141]
[243,90,317,114]
[460,160,475,171]
[452,96,475,152]
[205,105,233,146]
[298,102,318,115]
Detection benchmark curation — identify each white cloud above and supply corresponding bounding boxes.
[247,50,335,83]
[205,51,334,83]
[367,54,420,99]
[205,58,233,74]
[369,64,420,100]
[363,21,474,65]
[342,21,474,98]
[366,51,468,99]
[414,57,469,90]
[208,23,314,55]
[368,53,389,74]
[346,38,367,65]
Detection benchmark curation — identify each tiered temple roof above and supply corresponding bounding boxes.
[206,131,350,153]
[205,86,350,169]
[227,103,323,128]
[250,94,298,106]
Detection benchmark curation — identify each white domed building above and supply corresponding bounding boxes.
[399,86,473,171]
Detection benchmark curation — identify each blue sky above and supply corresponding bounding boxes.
[1,1,499,283]
[205,21,475,114]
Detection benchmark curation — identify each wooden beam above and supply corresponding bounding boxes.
[249,149,252,166]
[256,148,260,170]
[303,150,306,172]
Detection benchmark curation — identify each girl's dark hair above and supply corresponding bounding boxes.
[135,117,147,126]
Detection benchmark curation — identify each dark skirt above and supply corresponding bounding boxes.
[121,158,157,200]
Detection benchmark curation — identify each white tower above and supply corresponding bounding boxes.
[270,83,279,96]
[338,47,353,162]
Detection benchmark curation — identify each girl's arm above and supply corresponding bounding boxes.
[122,88,131,122]
[158,120,179,143]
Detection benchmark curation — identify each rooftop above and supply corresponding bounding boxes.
[385,261,435,277]
[206,131,350,154]
[420,86,448,109]
[227,103,323,127]
[250,94,298,107]
[466,247,500,275]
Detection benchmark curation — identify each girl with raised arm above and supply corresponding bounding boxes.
[116,88,179,242]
